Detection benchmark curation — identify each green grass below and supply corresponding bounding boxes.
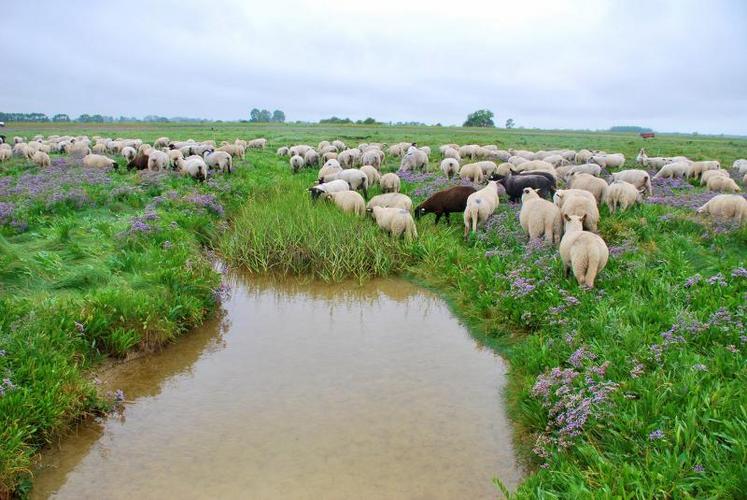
[1,122,745,498]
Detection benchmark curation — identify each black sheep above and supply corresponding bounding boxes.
[415,185,477,225]
[127,151,150,171]
[492,171,556,202]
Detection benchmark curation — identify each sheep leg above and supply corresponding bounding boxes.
[434,212,442,225]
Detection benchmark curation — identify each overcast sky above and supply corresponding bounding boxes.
[3,0,746,134]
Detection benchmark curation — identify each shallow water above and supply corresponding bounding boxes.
[32,274,522,499]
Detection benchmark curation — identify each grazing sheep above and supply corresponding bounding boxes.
[604,181,642,213]
[154,137,170,148]
[700,169,730,185]
[218,143,245,159]
[175,157,207,181]
[380,173,401,193]
[360,165,381,187]
[83,153,118,169]
[588,155,608,169]
[610,169,652,196]
[495,171,556,202]
[322,151,338,163]
[276,146,289,156]
[697,194,747,224]
[553,189,597,208]
[338,148,361,168]
[31,151,51,167]
[463,181,501,237]
[290,155,305,174]
[495,162,514,177]
[121,146,137,162]
[247,138,267,149]
[440,158,459,179]
[167,149,183,167]
[442,147,461,161]
[399,149,429,171]
[332,140,346,151]
[459,145,479,160]
[92,143,107,154]
[508,155,528,166]
[366,193,413,211]
[513,160,556,177]
[686,160,720,179]
[706,175,741,193]
[318,159,342,179]
[369,206,418,240]
[304,150,320,167]
[309,179,350,200]
[414,186,476,225]
[361,149,382,170]
[560,193,599,232]
[519,187,562,244]
[147,150,169,171]
[288,145,312,157]
[459,162,485,183]
[564,163,602,180]
[569,173,608,204]
[0,148,11,162]
[509,149,535,160]
[320,169,369,198]
[323,190,366,216]
[543,154,570,168]
[652,161,691,179]
[575,149,593,164]
[732,159,747,174]
[204,151,232,173]
[559,214,609,288]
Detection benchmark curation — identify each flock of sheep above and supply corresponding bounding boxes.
[1,132,745,289]
[277,141,747,288]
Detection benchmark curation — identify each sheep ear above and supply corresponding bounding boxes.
[564,213,571,221]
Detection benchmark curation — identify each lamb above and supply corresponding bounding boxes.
[276,146,289,156]
[458,162,485,183]
[154,137,170,148]
[463,181,501,237]
[369,206,418,240]
[399,149,429,171]
[174,157,207,181]
[706,175,741,193]
[290,155,305,174]
[610,169,652,196]
[603,181,642,213]
[568,173,608,204]
[733,159,747,174]
[366,193,413,211]
[304,150,320,167]
[653,161,691,179]
[204,151,233,173]
[700,169,730,185]
[415,185,476,225]
[83,153,118,169]
[380,173,401,193]
[440,158,459,179]
[495,171,556,202]
[147,150,169,171]
[309,179,351,200]
[323,190,366,216]
[121,146,137,162]
[559,193,599,232]
[31,151,51,167]
[559,214,609,288]
[696,194,747,224]
[519,187,562,244]
[686,160,720,179]
[318,159,342,179]
[360,165,381,187]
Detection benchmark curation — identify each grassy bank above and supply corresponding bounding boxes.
[1,123,745,497]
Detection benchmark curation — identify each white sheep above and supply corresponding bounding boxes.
[700,169,730,185]
[338,148,360,168]
[519,187,562,244]
[440,158,459,179]
[369,206,418,240]
[247,138,267,149]
[360,165,381,187]
[147,150,169,171]
[604,181,642,213]
[610,169,652,196]
[309,179,350,200]
[31,151,51,167]
[92,143,107,154]
[459,163,485,183]
[366,193,413,211]
[320,169,369,198]
[399,149,428,171]
[323,190,366,216]
[360,149,382,170]
[0,148,11,162]
[154,137,170,148]
[686,160,720,179]
[474,160,498,177]
[167,149,184,167]
[204,151,233,173]
[559,214,609,288]
[380,173,401,193]
[706,175,741,193]
[276,146,289,156]
[290,155,305,174]
[304,150,320,167]
[569,173,608,204]
[82,154,117,169]
[319,159,342,179]
[332,140,346,151]
[121,146,137,162]
[653,161,690,179]
[218,143,245,159]
[553,189,597,208]
[513,160,557,177]
[696,194,747,225]
[559,192,599,232]
[463,181,500,237]
[575,149,593,164]
[543,154,571,168]
[732,159,747,174]
[322,151,338,163]
[459,145,479,160]
[510,149,535,160]
[565,163,602,179]
[442,147,460,161]
[508,155,528,166]
[175,157,207,180]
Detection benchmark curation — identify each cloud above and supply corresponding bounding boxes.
[2,0,745,133]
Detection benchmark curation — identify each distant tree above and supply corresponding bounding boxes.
[609,125,653,133]
[320,116,352,124]
[505,118,515,129]
[249,108,261,122]
[52,114,71,122]
[271,110,286,123]
[77,114,91,122]
[463,109,495,127]
[362,117,377,125]
[258,109,272,122]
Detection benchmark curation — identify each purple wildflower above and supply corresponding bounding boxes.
[114,389,125,403]
[185,193,224,217]
[630,362,645,378]
[0,202,14,224]
[649,429,664,440]
[692,464,705,473]
[684,274,702,288]
[731,267,747,279]
[568,346,596,368]
[706,273,727,286]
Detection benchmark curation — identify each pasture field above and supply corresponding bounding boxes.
[1,122,745,498]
